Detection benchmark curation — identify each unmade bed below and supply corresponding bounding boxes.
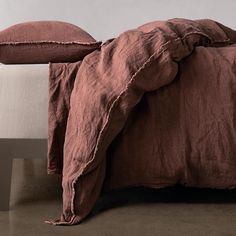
[1,19,236,226]
[46,19,236,225]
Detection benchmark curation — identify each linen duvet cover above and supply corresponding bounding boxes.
[47,18,236,225]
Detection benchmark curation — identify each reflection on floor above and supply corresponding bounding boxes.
[0,158,236,236]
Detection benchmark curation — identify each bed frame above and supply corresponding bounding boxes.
[0,65,48,210]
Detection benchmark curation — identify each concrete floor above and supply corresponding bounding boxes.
[1,159,236,236]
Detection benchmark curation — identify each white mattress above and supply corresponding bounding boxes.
[0,64,48,138]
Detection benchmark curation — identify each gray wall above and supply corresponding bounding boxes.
[0,0,235,40]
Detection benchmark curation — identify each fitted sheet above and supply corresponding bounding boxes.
[0,64,48,138]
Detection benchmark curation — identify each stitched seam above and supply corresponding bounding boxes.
[0,41,102,46]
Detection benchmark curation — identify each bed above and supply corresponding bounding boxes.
[1,19,236,226]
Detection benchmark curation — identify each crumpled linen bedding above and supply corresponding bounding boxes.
[47,18,236,225]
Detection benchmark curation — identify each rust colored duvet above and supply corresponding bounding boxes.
[47,19,236,225]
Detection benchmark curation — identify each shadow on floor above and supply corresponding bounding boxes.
[92,185,236,216]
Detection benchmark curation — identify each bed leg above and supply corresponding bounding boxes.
[0,157,13,210]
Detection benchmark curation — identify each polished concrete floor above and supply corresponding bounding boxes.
[1,158,236,236]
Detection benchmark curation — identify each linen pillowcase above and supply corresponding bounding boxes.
[0,21,101,64]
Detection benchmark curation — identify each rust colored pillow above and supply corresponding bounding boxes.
[0,21,101,64]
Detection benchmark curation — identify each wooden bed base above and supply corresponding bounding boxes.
[0,139,47,210]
